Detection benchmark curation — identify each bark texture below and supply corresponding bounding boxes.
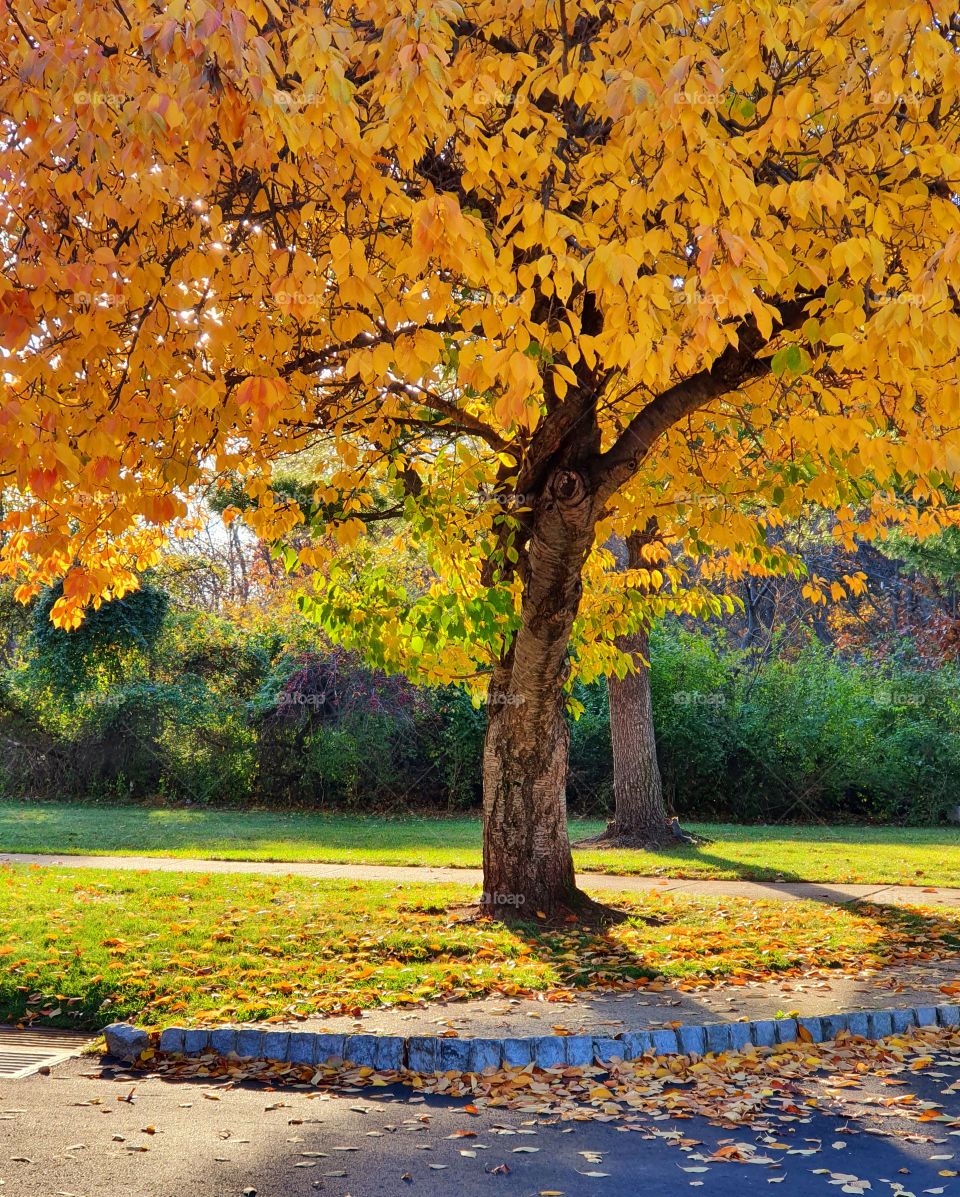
[606,621,669,839]
[481,466,604,920]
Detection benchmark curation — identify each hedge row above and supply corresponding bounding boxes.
[1,604,957,823]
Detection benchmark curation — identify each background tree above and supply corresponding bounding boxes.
[587,527,675,847]
[582,506,816,848]
[3,1,960,916]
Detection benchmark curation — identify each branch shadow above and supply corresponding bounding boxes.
[507,850,960,1031]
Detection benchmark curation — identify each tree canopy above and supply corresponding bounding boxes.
[5,0,960,912]
[2,0,959,633]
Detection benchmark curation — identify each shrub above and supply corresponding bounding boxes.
[648,624,960,824]
[162,610,272,697]
[254,648,436,807]
[648,626,734,815]
[423,687,485,808]
[567,680,613,813]
[28,580,169,698]
[0,678,255,804]
[3,584,958,824]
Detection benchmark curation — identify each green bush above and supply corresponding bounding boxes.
[648,625,960,824]
[28,580,169,699]
[299,712,424,806]
[0,677,255,804]
[2,596,261,804]
[567,680,614,812]
[164,610,273,697]
[3,581,959,824]
[648,626,734,813]
[423,687,485,808]
[253,648,438,808]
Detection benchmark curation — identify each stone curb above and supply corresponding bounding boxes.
[104,1002,960,1067]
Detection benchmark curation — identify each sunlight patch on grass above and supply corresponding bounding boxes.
[2,864,958,1029]
[0,802,958,886]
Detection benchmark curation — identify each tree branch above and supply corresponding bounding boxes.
[594,292,823,500]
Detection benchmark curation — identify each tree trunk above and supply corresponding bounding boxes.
[606,621,669,839]
[480,466,609,922]
[482,677,578,918]
[574,526,692,850]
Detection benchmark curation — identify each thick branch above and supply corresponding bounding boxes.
[380,381,511,453]
[595,292,822,499]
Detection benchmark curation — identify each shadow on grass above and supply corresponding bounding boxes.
[508,850,960,1012]
[587,835,931,897]
[7,887,958,1037]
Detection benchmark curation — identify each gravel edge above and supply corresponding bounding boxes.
[103,1002,959,1067]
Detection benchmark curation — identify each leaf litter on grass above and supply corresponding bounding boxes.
[3,864,960,1028]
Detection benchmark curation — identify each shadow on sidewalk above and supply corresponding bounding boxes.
[515,850,960,1013]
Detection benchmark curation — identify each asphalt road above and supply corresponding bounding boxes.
[1,1055,958,1197]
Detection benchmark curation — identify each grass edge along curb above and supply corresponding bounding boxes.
[103,1002,960,1069]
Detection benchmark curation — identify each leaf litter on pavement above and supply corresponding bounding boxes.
[121,1025,960,1192]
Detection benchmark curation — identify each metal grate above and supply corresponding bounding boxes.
[0,1028,93,1078]
[0,1049,59,1079]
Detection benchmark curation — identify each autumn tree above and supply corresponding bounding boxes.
[3,0,960,917]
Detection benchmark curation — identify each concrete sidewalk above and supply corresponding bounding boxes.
[276,957,960,1039]
[1,849,958,906]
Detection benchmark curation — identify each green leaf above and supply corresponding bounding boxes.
[771,344,811,379]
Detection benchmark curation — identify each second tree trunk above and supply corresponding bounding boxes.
[605,622,670,841]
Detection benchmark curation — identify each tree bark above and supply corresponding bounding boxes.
[482,681,578,918]
[605,621,670,840]
[480,466,609,921]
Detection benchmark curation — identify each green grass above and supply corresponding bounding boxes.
[3,864,958,1029]
[0,802,958,886]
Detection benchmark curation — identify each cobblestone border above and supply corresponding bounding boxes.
[104,1003,960,1068]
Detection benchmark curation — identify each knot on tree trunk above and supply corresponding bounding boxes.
[547,468,590,510]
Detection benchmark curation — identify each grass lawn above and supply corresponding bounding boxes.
[0,801,958,886]
[2,864,959,1030]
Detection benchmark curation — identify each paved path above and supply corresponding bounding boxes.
[287,957,960,1038]
[4,1052,960,1197]
[2,849,958,905]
